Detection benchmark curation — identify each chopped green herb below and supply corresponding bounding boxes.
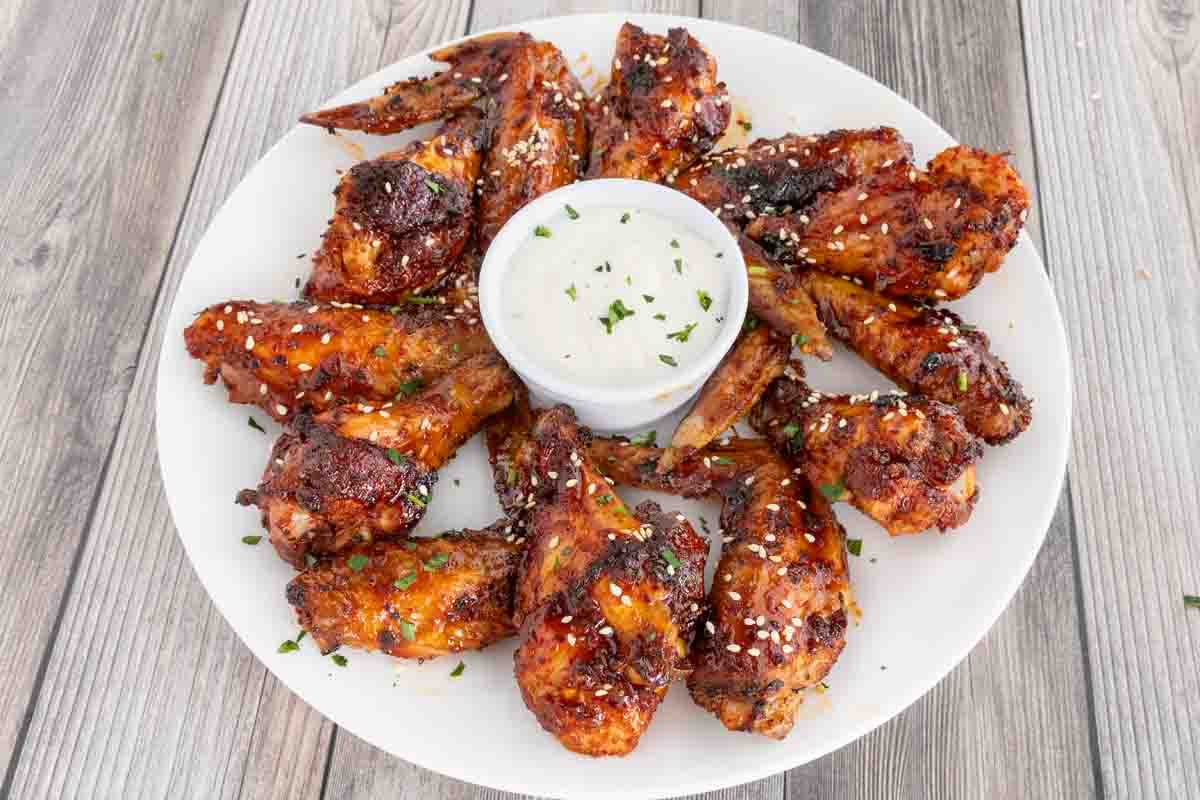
[403,541,418,551]
[347,554,370,571]
[423,552,449,571]
[151,51,164,63]
[630,430,657,447]
[398,619,416,641]
[278,639,299,654]
[395,377,424,397]
[506,466,518,486]
[697,289,712,311]
[534,224,552,238]
[452,343,460,353]
[392,570,418,591]
[604,261,612,272]
[670,239,680,248]
[242,535,262,545]
[596,494,614,505]
[792,333,808,349]
[957,370,969,392]
[296,630,306,642]
[564,203,580,220]
[424,178,444,194]
[748,266,769,276]
[653,312,667,321]
[305,553,318,568]
[625,275,632,286]
[248,416,267,434]
[698,515,710,533]
[712,456,735,466]
[661,548,682,569]
[674,258,683,274]
[331,654,348,667]
[450,661,466,677]
[847,539,863,557]
[659,354,678,367]
[643,294,655,303]
[599,316,614,335]
[739,119,752,132]
[715,252,724,258]
[1186,594,1200,609]
[404,295,439,305]
[667,322,698,342]
[620,212,631,224]
[407,492,427,509]
[565,284,577,301]
[819,481,847,502]
[781,423,800,439]
[742,315,760,333]
[608,299,636,323]
[374,345,387,357]
[386,448,408,466]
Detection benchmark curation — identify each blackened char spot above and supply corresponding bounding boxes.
[915,240,957,263]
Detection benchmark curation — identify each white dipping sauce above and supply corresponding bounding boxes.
[503,206,730,388]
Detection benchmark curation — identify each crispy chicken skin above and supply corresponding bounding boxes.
[659,325,788,473]
[750,369,982,534]
[511,406,707,756]
[184,298,491,422]
[801,270,1032,444]
[747,146,1030,302]
[286,524,522,659]
[485,388,539,529]
[476,41,589,248]
[740,234,832,360]
[237,354,518,567]
[299,32,530,134]
[304,110,486,304]
[587,436,850,739]
[586,23,731,183]
[675,128,911,228]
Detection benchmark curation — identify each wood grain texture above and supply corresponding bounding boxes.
[3,1,470,798]
[0,0,246,787]
[1022,1,1200,798]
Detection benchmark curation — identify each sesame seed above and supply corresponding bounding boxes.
[860,213,869,224]
[782,599,793,608]
[547,471,558,480]
[562,615,573,624]
[744,476,755,486]
[881,223,889,235]
[321,333,331,344]
[706,621,716,634]
[833,224,844,235]
[864,315,875,325]
[756,630,769,640]
[244,336,255,350]
[923,217,934,230]
[565,479,578,488]
[747,647,761,656]
[595,689,608,697]
[418,484,428,496]
[726,644,742,653]
[610,583,622,597]
[622,595,633,605]
[934,289,948,298]
[297,363,311,372]
[728,591,742,601]
[275,404,288,415]
[548,536,559,548]
[804,533,816,543]
[567,633,577,645]
[259,384,267,395]
[782,644,794,653]
[723,573,732,582]
[766,503,780,511]
[1000,403,1010,415]
[215,320,224,331]
[599,626,613,636]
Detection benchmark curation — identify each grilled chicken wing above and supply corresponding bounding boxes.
[299,32,529,134]
[286,524,522,659]
[476,40,589,248]
[740,234,832,359]
[485,388,539,528]
[750,369,981,534]
[588,436,850,739]
[237,354,518,567]
[184,297,491,422]
[511,406,706,756]
[304,110,486,304]
[658,325,788,473]
[801,270,1032,444]
[586,23,730,183]
[747,146,1029,302]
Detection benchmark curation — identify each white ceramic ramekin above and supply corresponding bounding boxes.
[479,179,749,432]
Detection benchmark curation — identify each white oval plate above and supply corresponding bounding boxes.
[156,13,1070,799]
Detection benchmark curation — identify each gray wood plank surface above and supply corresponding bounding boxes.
[0,0,246,789]
[3,1,469,798]
[1021,1,1200,798]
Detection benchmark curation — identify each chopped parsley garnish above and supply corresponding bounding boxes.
[347,554,370,571]
[712,456,735,465]
[241,535,262,545]
[596,494,614,505]
[450,661,466,677]
[386,448,408,466]
[506,466,518,486]
[151,51,164,62]
[398,619,416,641]
[957,370,969,392]
[424,178,444,194]
[630,430,657,447]
[748,266,769,276]
[373,345,387,357]
[534,224,552,238]
[819,481,847,502]
[599,299,636,334]
[296,631,306,642]
[699,515,710,533]
[403,541,418,551]
[565,284,577,301]
[1186,594,1200,609]
[277,639,299,654]
[847,539,863,557]
[661,548,682,569]
[653,313,667,321]
[393,571,417,591]
[670,239,680,248]
[565,203,580,220]
[625,275,632,285]
[781,423,800,440]
[423,552,449,571]
[248,416,267,434]
[792,333,808,349]
[742,314,760,332]
[739,119,752,132]
[395,377,424,397]
[600,316,614,334]
[407,492,427,509]
[659,354,678,367]
[667,322,698,342]
[715,251,723,258]
[674,258,683,274]
[331,654,348,667]
[620,212,631,224]
[643,294,655,303]
[404,295,439,305]
[697,289,712,311]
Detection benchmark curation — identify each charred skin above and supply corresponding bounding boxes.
[512,406,707,756]
[750,369,982,534]
[587,436,849,739]
[287,525,522,660]
[238,355,518,567]
[476,41,589,249]
[183,298,491,423]
[740,234,832,360]
[305,110,486,304]
[586,23,731,183]
[659,325,789,473]
[747,146,1030,302]
[801,270,1032,444]
[485,388,539,529]
[299,32,530,134]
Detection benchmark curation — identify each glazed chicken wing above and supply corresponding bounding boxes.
[800,270,1032,444]
[740,234,831,359]
[586,23,730,183]
[299,32,529,134]
[588,436,850,739]
[747,146,1029,302]
[304,110,486,304]
[511,406,707,756]
[750,368,981,534]
[184,298,491,422]
[237,354,518,567]
[286,524,522,660]
[476,40,589,248]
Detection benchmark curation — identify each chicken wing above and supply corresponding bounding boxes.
[587,436,850,739]
[184,297,491,422]
[304,110,486,304]
[484,388,539,528]
[747,146,1030,302]
[658,324,788,473]
[586,23,730,183]
[286,524,522,660]
[237,354,518,567]
[800,270,1032,444]
[511,406,707,756]
[476,40,589,248]
[740,233,831,359]
[750,368,981,534]
[299,32,529,134]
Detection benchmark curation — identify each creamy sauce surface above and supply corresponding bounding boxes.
[503,206,730,388]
